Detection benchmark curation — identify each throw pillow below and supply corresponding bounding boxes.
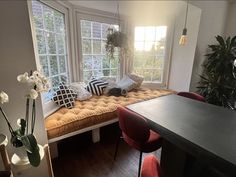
[127,73,144,88]
[117,75,138,92]
[86,78,108,96]
[70,82,92,101]
[52,84,77,109]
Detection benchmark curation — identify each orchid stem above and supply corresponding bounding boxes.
[31,99,36,134]
[25,98,30,134]
[0,106,14,136]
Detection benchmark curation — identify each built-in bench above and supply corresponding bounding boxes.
[45,88,173,158]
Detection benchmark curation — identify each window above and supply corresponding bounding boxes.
[133,26,168,84]
[31,1,69,102]
[80,20,119,82]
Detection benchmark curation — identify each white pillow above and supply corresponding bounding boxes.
[70,82,92,101]
[117,75,138,91]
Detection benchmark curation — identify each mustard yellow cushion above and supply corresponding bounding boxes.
[45,88,174,140]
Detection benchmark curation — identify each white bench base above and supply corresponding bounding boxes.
[48,118,118,158]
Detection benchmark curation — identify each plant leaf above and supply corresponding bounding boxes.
[21,134,38,153]
[27,146,40,167]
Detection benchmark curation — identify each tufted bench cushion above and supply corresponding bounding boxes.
[45,88,173,140]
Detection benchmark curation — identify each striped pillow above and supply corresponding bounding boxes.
[86,78,108,96]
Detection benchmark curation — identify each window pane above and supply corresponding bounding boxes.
[47,33,56,54]
[93,39,101,54]
[43,6,54,32]
[84,70,93,82]
[39,55,49,77]
[32,1,43,29]
[54,11,65,33]
[49,56,58,75]
[102,57,110,69]
[133,26,167,83]
[83,55,93,70]
[81,20,91,38]
[92,22,101,38]
[57,34,65,54]
[36,30,46,54]
[51,76,60,89]
[93,70,102,78]
[59,56,66,73]
[102,24,109,39]
[93,56,102,70]
[60,74,68,84]
[82,39,91,54]
[103,69,110,76]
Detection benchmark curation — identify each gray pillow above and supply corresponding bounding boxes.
[70,82,92,101]
[117,75,138,91]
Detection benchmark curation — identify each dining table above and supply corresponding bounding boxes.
[126,94,236,177]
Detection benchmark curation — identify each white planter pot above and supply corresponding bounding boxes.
[14,146,28,162]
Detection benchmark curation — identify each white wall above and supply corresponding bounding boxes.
[189,1,229,91]
[225,2,236,36]
[0,1,49,177]
[168,4,201,92]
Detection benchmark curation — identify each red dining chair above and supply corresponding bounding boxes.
[114,107,162,177]
[141,155,162,177]
[177,92,205,102]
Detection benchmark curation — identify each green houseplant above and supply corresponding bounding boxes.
[0,71,49,167]
[105,31,130,59]
[197,35,236,108]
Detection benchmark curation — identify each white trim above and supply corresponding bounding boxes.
[48,118,118,143]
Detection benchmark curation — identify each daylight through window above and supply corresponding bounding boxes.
[81,20,119,82]
[133,26,167,83]
[32,1,69,101]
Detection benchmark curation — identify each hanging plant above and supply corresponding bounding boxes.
[105,31,130,59]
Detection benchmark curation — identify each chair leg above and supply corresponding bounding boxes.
[138,151,143,177]
[114,130,122,161]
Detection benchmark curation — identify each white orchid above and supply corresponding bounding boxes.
[17,72,29,83]
[29,89,38,99]
[234,59,236,67]
[0,91,9,104]
[18,71,49,98]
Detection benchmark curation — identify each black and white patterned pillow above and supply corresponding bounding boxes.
[86,78,108,96]
[52,84,77,108]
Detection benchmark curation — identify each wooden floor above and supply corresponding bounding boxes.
[52,123,161,177]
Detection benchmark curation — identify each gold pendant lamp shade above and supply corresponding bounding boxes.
[179,0,189,46]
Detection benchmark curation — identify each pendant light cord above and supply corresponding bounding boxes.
[116,1,121,30]
[184,0,189,29]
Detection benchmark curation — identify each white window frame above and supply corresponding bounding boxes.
[132,23,174,89]
[74,7,126,82]
[28,0,73,117]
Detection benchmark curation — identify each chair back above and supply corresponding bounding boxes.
[177,92,205,102]
[117,107,150,143]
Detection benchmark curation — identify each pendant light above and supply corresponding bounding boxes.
[107,1,120,34]
[179,0,189,46]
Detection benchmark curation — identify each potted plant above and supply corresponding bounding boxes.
[197,35,236,108]
[105,30,130,59]
[0,70,49,167]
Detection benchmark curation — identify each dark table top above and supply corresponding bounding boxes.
[127,94,236,173]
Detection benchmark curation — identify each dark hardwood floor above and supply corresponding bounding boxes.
[52,123,161,177]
